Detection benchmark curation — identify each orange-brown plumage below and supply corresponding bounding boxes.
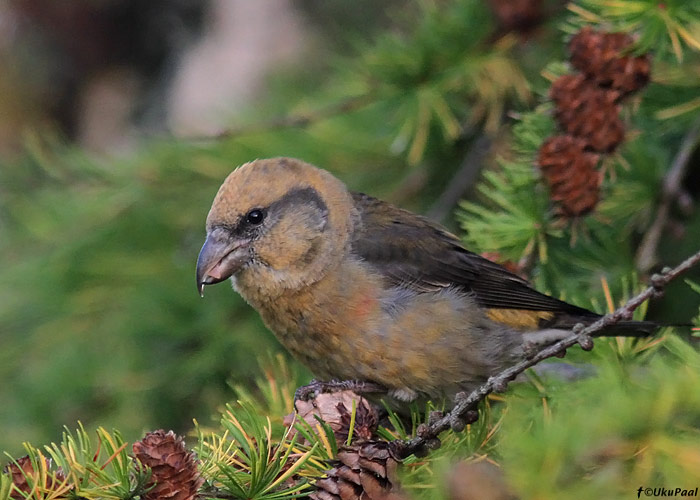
[196,157,656,402]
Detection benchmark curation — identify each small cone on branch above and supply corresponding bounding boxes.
[4,455,66,500]
[132,430,203,500]
[290,390,379,444]
[550,73,625,153]
[538,135,602,217]
[311,441,401,500]
[488,0,543,33]
[569,26,651,95]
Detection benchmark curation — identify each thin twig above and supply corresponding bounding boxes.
[177,94,376,142]
[395,247,700,458]
[636,116,700,273]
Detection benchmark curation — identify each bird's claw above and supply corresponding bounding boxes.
[293,380,322,402]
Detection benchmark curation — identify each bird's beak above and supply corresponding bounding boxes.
[196,234,250,297]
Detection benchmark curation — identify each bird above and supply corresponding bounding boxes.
[196,157,656,403]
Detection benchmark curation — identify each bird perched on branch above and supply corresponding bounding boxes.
[196,157,656,403]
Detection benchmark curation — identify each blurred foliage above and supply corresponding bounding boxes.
[1,0,700,498]
[567,0,700,60]
[502,334,700,499]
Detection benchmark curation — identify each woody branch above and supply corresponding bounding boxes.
[396,247,700,458]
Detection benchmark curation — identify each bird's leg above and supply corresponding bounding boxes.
[294,379,387,402]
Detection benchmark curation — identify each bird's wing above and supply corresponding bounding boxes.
[350,192,596,318]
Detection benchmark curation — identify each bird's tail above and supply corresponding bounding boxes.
[594,320,659,337]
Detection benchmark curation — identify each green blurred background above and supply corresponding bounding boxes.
[1,0,699,462]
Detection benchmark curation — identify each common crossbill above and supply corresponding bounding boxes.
[196,157,655,402]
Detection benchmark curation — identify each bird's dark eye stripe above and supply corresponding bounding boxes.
[246,209,265,225]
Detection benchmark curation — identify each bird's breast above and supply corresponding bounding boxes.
[234,258,386,374]
[234,258,523,394]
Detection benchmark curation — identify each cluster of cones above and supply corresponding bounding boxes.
[538,26,651,217]
[293,391,402,500]
[4,430,202,500]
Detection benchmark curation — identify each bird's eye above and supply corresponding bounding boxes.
[246,209,265,225]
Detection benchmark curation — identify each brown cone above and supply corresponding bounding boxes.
[569,26,651,95]
[550,73,625,153]
[488,0,543,33]
[538,135,601,217]
[5,456,36,500]
[311,441,401,500]
[3,456,66,500]
[132,430,204,500]
[291,391,379,445]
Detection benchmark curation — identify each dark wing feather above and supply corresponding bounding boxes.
[350,192,597,317]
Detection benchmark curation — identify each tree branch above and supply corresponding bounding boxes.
[394,247,700,458]
[635,116,700,273]
[177,94,375,142]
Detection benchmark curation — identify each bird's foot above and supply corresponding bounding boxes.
[294,379,387,402]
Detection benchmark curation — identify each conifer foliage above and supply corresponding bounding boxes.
[538,26,651,217]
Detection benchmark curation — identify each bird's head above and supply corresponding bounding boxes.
[196,157,357,298]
